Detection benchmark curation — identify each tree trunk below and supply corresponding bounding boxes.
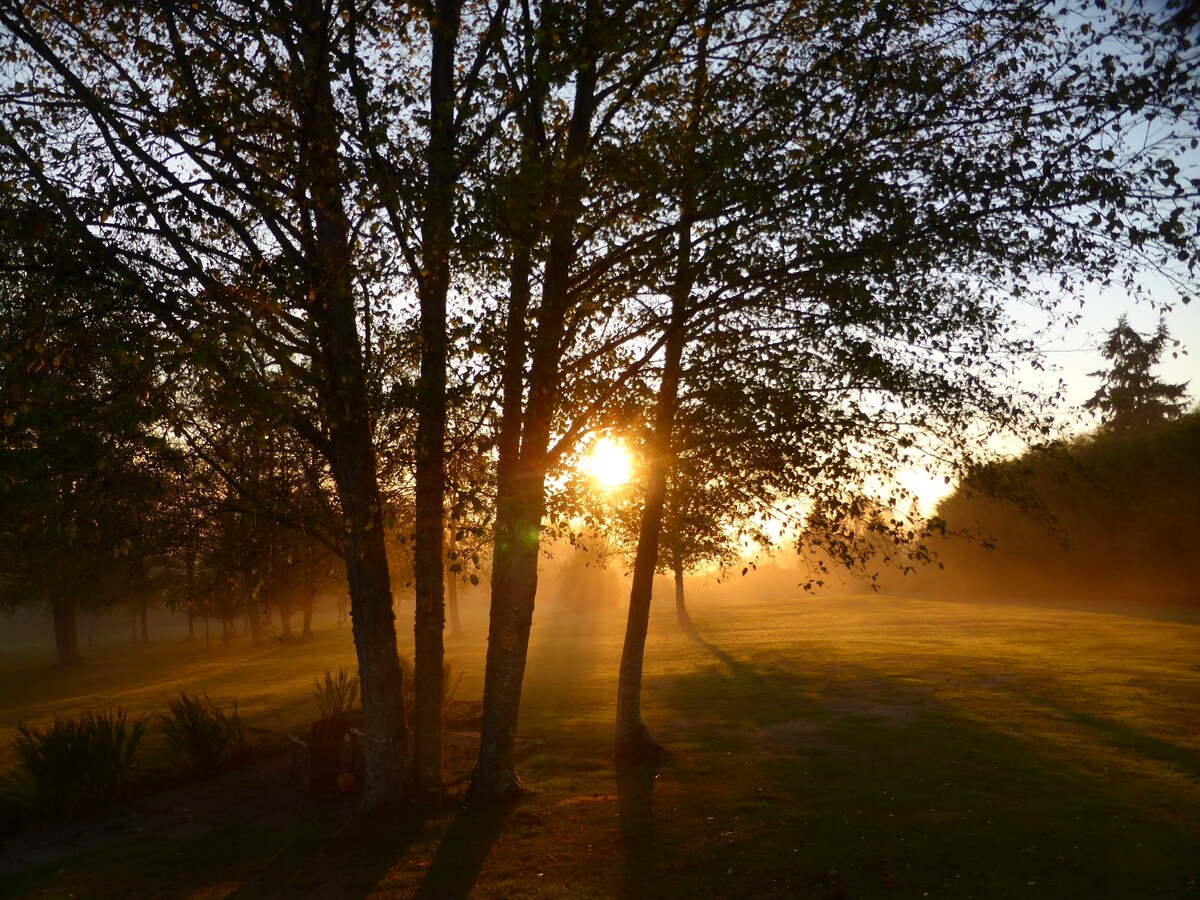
[615,316,686,763]
[446,543,465,641]
[674,557,691,631]
[279,596,295,641]
[297,0,410,809]
[245,580,263,645]
[301,591,314,640]
[338,461,410,809]
[471,473,543,800]
[52,594,77,666]
[138,600,149,645]
[615,14,709,763]
[469,0,601,803]
[187,607,196,641]
[411,0,463,802]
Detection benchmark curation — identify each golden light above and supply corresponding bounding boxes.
[585,437,633,488]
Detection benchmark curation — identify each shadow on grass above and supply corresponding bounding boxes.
[616,762,661,892]
[682,622,760,683]
[227,809,429,899]
[413,797,517,899]
[653,628,1200,898]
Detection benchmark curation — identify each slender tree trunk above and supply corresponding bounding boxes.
[138,601,149,645]
[301,591,314,640]
[279,596,295,641]
[446,549,463,643]
[185,536,196,641]
[52,594,78,666]
[297,1,410,808]
[411,0,463,802]
[674,557,691,631]
[245,580,263,645]
[615,12,709,763]
[615,317,686,763]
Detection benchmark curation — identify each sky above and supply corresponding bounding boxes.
[1044,281,1199,414]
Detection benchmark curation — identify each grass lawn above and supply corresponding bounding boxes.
[1,592,1198,898]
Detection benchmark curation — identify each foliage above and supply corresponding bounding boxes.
[1084,315,1191,434]
[314,668,359,721]
[923,409,1200,603]
[159,693,245,778]
[10,705,146,820]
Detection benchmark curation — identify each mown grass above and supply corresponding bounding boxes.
[2,592,1198,898]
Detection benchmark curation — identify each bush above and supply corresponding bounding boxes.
[160,692,244,778]
[314,667,359,720]
[11,705,146,820]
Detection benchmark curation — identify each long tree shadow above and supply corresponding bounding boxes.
[682,621,760,683]
[414,797,517,899]
[616,762,662,894]
[228,808,429,899]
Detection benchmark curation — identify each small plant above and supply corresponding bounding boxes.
[314,667,359,720]
[11,705,146,820]
[79,705,146,805]
[160,692,244,778]
[399,656,463,704]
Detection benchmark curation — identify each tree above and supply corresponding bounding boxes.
[0,197,177,664]
[0,0,416,806]
[1084,315,1191,433]
[605,0,1200,761]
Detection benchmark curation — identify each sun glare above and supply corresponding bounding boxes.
[586,437,633,489]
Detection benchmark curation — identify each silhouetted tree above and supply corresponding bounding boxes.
[1084,316,1191,434]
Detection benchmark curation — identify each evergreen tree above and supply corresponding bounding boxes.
[1085,316,1191,434]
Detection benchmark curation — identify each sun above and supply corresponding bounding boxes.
[585,437,633,489]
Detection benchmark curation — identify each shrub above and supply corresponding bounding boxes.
[314,667,359,720]
[11,705,146,820]
[160,692,244,778]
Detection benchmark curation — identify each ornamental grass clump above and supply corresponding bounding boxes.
[314,667,359,721]
[160,692,245,778]
[11,705,147,820]
[399,656,463,705]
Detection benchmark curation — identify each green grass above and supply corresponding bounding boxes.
[2,593,1199,898]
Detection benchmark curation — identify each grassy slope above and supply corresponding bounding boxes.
[1,593,1198,898]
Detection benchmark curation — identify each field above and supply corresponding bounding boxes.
[1,592,1198,898]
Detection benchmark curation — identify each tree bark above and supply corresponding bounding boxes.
[52,594,77,666]
[411,0,462,802]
